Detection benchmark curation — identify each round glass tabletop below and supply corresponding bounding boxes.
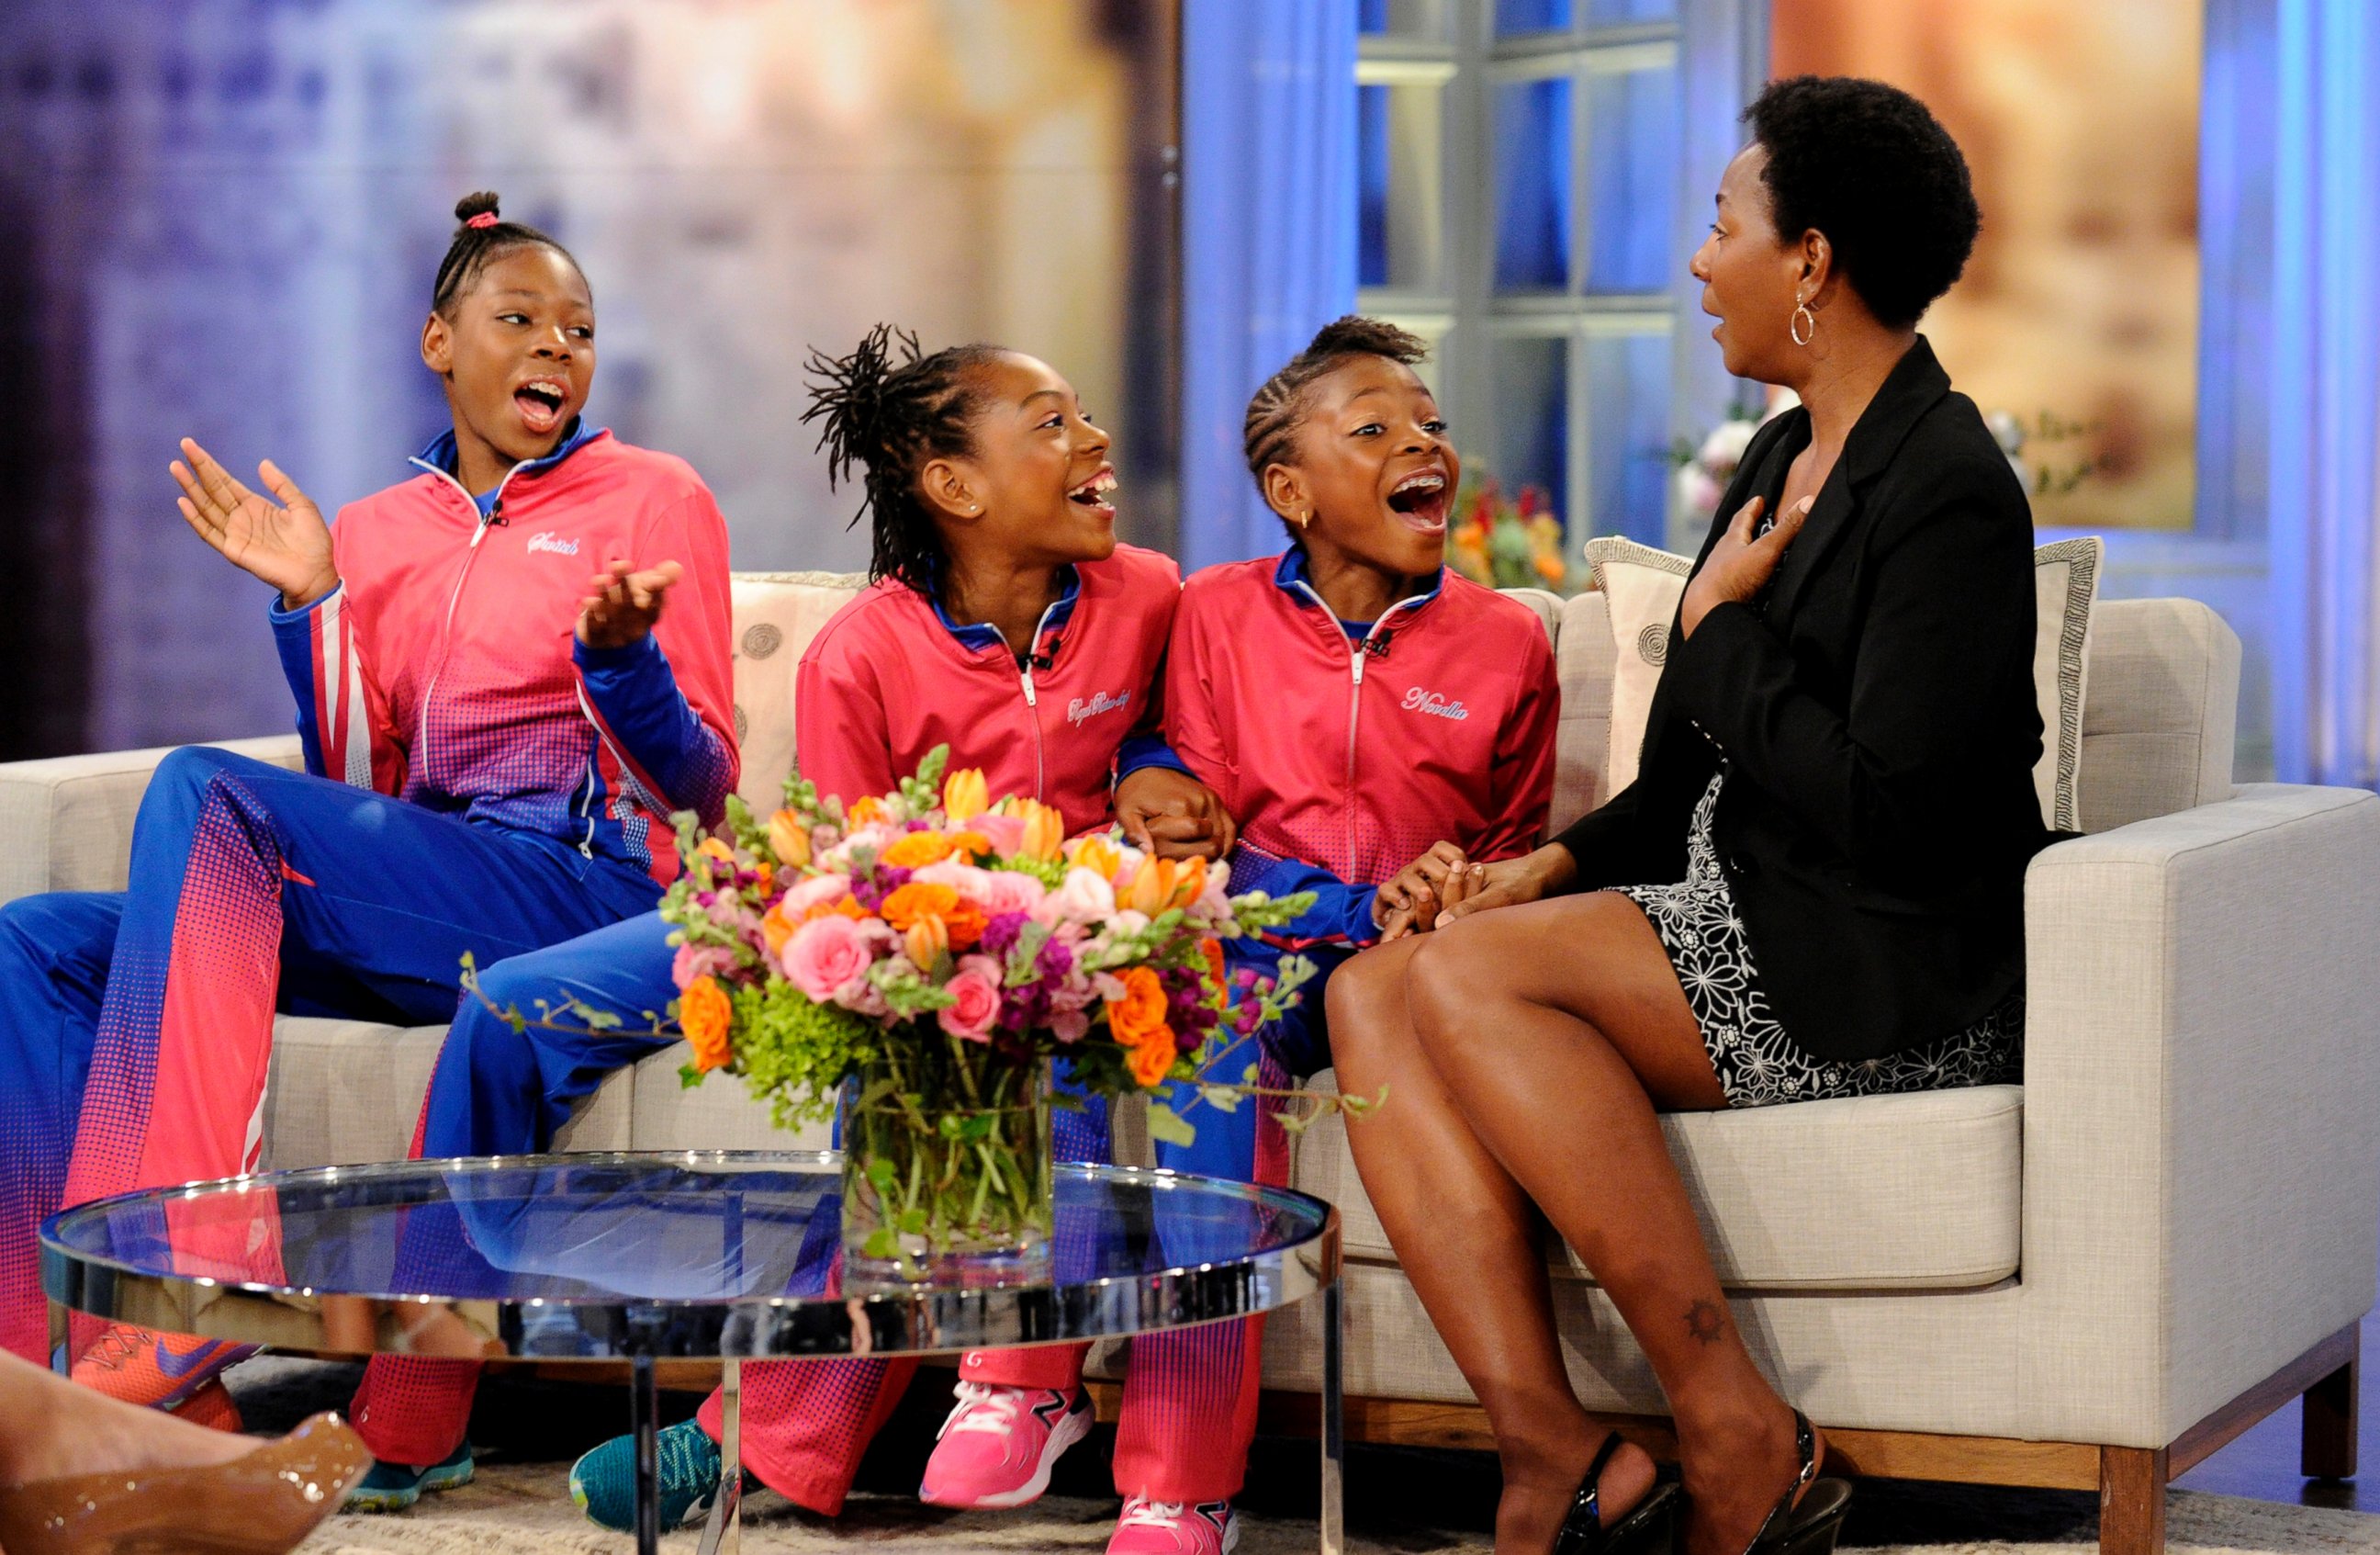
[39,1152,1340,1361]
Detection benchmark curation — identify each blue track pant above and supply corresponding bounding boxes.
[0,747,658,1372]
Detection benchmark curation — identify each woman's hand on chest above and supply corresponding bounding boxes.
[1680,493,1813,638]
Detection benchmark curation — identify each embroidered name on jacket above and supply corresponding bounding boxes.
[1068,690,1132,727]
[1402,687,1470,721]
[526,531,580,557]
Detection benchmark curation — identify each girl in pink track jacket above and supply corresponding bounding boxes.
[0,192,735,1414]
[1114,317,1561,1554]
[558,326,1237,1542]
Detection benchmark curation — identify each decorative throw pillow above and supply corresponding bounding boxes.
[1582,535,2102,830]
[728,570,869,818]
[1583,537,1693,797]
[2029,536,2102,831]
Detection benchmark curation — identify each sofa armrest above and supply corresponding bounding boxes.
[0,736,306,905]
[2015,783,2380,1446]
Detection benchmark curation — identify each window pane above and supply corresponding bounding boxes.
[1493,76,1570,291]
[1584,0,1676,23]
[1491,335,1570,530]
[1585,332,1671,544]
[1362,0,1447,35]
[1360,83,1445,292]
[1584,64,1678,292]
[1496,0,1572,35]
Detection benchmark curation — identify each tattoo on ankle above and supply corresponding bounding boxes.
[1685,1300,1725,1346]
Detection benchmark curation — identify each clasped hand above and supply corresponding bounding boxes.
[1114,768,1238,862]
[1373,841,1577,941]
[577,559,683,649]
[1678,492,1813,638]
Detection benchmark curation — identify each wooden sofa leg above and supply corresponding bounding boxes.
[2099,1447,2167,1555]
[2303,1347,2360,1479]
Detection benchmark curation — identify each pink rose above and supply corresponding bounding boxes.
[672,941,736,987]
[780,873,852,918]
[981,868,1048,918]
[938,954,1005,1043]
[783,913,876,1003]
[914,860,996,901]
[1051,1007,1090,1043]
[969,813,1027,857]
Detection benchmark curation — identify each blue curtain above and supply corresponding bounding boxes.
[1179,0,1358,570]
[2268,0,2380,785]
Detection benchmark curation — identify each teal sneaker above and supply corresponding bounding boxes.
[344,1441,474,1513]
[569,1418,723,1532]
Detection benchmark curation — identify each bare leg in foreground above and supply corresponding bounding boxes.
[1330,894,1815,1555]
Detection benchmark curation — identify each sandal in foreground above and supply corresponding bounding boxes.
[1740,1411,1852,1555]
[0,1410,369,1555]
[1552,1430,1681,1554]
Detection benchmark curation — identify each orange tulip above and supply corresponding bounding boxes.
[1018,801,1065,862]
[943,767,991,823]
[904,914,949,967]
[1070,835,1126,884]
[767,809,813,868]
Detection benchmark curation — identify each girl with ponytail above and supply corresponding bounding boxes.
[0,190,738,1446]
[346,327,1236,1531]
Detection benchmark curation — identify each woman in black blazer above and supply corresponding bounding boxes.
[1326,79,2046,1555]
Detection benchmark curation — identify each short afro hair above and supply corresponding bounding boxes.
[1744,76,1980,330]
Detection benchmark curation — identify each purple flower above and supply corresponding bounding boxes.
[981,911,1029,960]
[1175,1025,1203,1054]
[1232,968,1258,990]
[1036,939,1074,978]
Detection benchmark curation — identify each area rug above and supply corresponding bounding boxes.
[289,1465,2380,1555]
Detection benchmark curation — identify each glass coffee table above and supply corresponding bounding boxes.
[40,1152,1342,1555]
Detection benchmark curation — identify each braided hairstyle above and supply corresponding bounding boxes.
[431,191,584,315]
[802,324,1007,592]
[1242,316,1431,522]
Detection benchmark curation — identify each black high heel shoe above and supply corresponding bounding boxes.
[1740,1411,1853,1555]
[1551,1432,1681,1555]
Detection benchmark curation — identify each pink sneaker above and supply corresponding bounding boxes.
[1107,1496,1240,1554]
[918,1382,1094,1509]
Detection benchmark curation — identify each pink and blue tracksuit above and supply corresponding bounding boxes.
[1105,547,1562,1501]
[345,544,1198,1493]
[0,422,737,1370]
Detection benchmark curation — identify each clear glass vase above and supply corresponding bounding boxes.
[838,1042,1053,1289]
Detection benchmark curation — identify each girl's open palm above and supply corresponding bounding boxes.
[173,437,338,608]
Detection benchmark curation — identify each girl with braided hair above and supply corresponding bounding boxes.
[1080,315,1560,1554]
[0,190,738,1432]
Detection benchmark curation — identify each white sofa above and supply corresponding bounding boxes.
[5,575,2374,1555]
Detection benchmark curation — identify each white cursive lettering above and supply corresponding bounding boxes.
[1401,686,1470,721]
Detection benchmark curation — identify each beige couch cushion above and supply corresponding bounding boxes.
[260,1017,638,1170]
[0,736,304,904]
[1294,1073,2023,1292]
[2073,598,2239,834]
[728,571,869,818]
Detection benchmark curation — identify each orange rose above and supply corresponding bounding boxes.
[1106,966,1170,1048]
[1128,1032,1177,1087]
[948,831,993,858]
[848,795,889,827]
[679,975,734,1074]
[881,831,960,870]
[880,882,960,932]
[804,895,866,925]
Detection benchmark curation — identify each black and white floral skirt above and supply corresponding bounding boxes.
[1615,772,2024,1110]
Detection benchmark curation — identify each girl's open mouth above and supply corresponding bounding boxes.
[1386,470,1450,534]
[1067,467,1118,519]
[514,378,567,434]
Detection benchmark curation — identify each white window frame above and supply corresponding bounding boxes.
[1359,0,1767,552]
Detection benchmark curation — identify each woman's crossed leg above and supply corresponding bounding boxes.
[1327,892,1813,1555]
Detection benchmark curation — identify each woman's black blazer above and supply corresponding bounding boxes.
[1555,338,2050,1064]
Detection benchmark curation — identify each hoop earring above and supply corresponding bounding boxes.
[1791,300,1817,347]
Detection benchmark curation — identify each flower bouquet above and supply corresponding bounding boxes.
[1448,475,1572,593]
[653,749,1324,1286]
